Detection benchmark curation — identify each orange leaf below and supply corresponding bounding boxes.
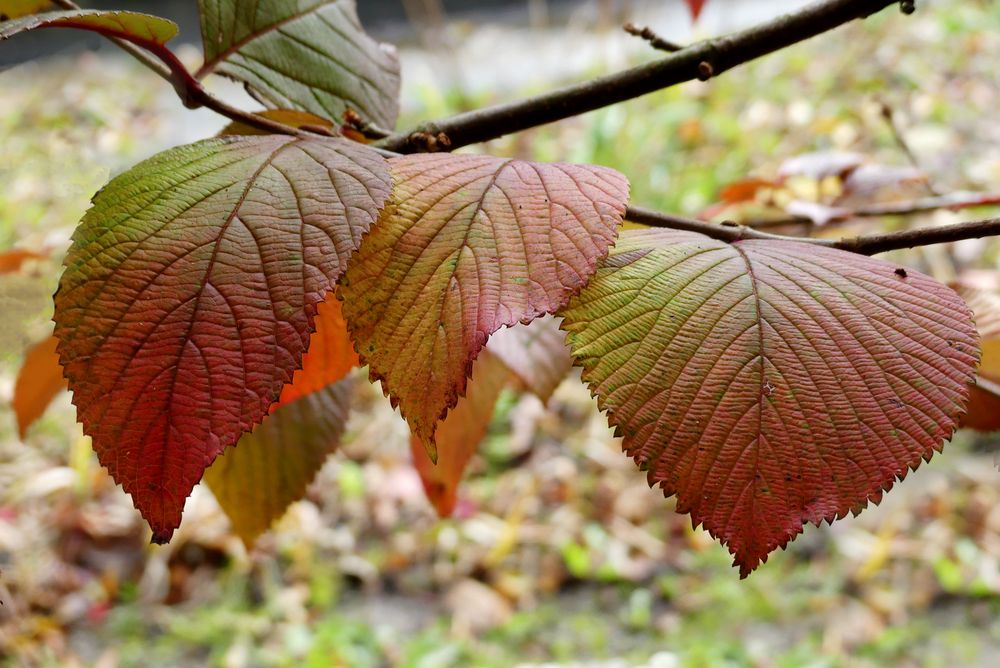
[411,352,512,517]
[13,335,66,438]
[955,284,1000,431]
[219,109,335,137]
[718,178,776,205]
[0,248,45,274]
[276,296,359,408]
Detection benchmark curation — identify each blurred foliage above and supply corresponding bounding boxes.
[2,1,1000,667]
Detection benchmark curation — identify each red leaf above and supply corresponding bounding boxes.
[718,178,776,205]
[13,335,66,439]
[411,351,512,517]
[684,0,707,21]
[53,136,390,542]
[560,229,979,576]
[0,248,46,274]
[340,153,629,452]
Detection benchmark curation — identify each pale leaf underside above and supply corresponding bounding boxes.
[560,229,979,576]
[198,0,400,128]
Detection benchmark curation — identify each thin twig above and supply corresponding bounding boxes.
[878,100,939,195]
[623,22,683,52]
[625,206,1000,256]
[379,0,899,153]
[744,191,1000,228]
[50,0,307,137]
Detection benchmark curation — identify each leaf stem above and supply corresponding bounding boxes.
[50,0,307,137]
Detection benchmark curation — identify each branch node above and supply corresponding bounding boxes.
[697,61,715,81]
[408,130,453,153]
[899,0,916,14]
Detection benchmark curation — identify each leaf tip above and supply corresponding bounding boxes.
[150,528,174,545]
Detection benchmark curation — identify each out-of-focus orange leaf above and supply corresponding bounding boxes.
[275,296,359,409]
[0,248,46,274]
[411,352,513,517]
[956,285,1000,431]
[13,335,66,438]
[718,178,775,204]
[219,109,335,136]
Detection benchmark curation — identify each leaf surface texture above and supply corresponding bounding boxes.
[340,153,628,448]
[53,135,389,541]
[560,229,978,575]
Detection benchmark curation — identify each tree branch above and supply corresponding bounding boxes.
[50,0,307,137]
[745,191,1000,228]
[625,206,1000,256]
[378,0,900,153]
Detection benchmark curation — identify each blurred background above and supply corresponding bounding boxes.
[2,0,1000,666]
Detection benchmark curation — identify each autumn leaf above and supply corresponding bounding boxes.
[219,109,336,137]
[196,0,400,129]
[0,8,177,46]
[276,295,359,408]
[340,153,629,453]
[53,135,390,542]
[13,335,65,439]
[0,248,46,274]
[560,229,979,576]
[955,284,1000,431]
[206,377,353,547]
[411,351,512,517]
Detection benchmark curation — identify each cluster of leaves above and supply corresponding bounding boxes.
[1,0,987,577]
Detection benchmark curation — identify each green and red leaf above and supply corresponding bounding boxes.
[53,135,390,542]
[0,8,177,46]
[340,153,629,452]
[197,0,400,129]
[206,377,353,547]
[559,229,979,576]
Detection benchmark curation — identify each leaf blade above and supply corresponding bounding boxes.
[13,335,66,439]
[560,229,978,576]
[411,351,511,517]
[340,153,628,447]
[53,135,389,541]
[0,9,177,46]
